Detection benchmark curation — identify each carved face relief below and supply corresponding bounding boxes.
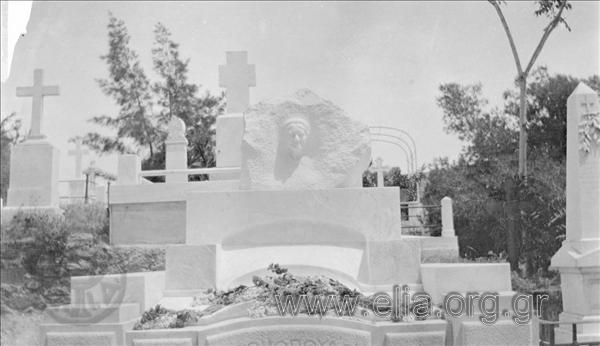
[283,117,311,160]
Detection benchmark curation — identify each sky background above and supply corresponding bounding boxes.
[1,1,598,180]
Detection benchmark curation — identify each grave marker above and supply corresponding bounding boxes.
[16,68,59,139]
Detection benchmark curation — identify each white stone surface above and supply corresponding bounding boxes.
[46,332,116,346]
[165,117,188,184]
[69,271,165,312]
[441,196,455,237]
[420,263,512,304]
[219,51,256,113]
[109,180,239,245]
[239,89,371,190]
[185,187,402,246]
[6,139,60,207]
[116,155,141,185]
[551,83,600,339]
[449,319,534,346]
[215,113,244,169]
[16,68,59,139]
[165,245,217,292]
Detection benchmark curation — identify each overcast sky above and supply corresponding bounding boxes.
[2,1,598,178]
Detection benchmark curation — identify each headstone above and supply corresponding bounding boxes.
[16,69,59,140]
[216,51,256,174]
[165,117,188,183]
[68,138,89,177]
[239,89,371,190]
[441,196,455,237]
[551,82,600,341]
[6,69,60,210]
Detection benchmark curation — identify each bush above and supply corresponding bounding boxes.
[62,202,110,241]
[0,206,165,311]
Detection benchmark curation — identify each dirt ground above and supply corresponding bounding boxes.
[0,309,43,346]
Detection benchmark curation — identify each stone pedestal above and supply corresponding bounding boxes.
[214,113,244,180]
[6,139,60,207]
[165,117,189,184]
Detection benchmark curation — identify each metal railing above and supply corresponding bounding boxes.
[138,167,241,180]
[539,320,600,346]
[400,202,441,236]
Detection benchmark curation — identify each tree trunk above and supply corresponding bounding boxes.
[505,177,520,272]
[518,77,528,178]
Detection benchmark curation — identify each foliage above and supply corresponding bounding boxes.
[81,13,158,158]
[0,112,24,201]
[503,67,599,160]
[488,0,571,177]
[424,69,597,274]
[363,167,424,201]
[78,15,223,176]
[579,112,600,153]
[0,205,165,311]
[149,22,224,171]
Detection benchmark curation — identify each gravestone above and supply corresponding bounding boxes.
[551,83,600,341]
[5,69,61,213]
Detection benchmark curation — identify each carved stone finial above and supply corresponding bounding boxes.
[167,117,187,143]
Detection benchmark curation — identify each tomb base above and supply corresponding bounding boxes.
[551,241,600,342]
[6,139,60,207]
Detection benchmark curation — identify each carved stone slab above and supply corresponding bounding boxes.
[240,89,371,190]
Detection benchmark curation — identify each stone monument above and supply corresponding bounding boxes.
[551,82,600,341]
[240,89,371,190]
[5,69,61,215]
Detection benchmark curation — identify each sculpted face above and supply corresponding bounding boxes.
[283,117,311,160]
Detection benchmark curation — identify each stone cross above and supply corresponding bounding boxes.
[374,157,385,187]
[68,138,89,177]
[219,51,256,114]
[16,69,60,139]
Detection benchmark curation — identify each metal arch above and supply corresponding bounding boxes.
[370,138,412,174]
[370,133,415,173]
[369,126,418,169]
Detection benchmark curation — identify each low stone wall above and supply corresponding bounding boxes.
[109,180,239,245]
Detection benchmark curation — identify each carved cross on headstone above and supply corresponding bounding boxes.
[68,138,89,177]
[16,69,60,139]
[374,157,385,187]
[219,51,256,113]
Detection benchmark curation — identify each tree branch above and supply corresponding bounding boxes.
[524,1,568,75]
[489,0,523,75]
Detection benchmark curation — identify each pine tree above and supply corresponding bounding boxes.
[81,13,159,158]
[151,22,223,169]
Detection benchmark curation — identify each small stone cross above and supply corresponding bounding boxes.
[16,69,60,139]
[68,138,89,177]
[219,51,256,113]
